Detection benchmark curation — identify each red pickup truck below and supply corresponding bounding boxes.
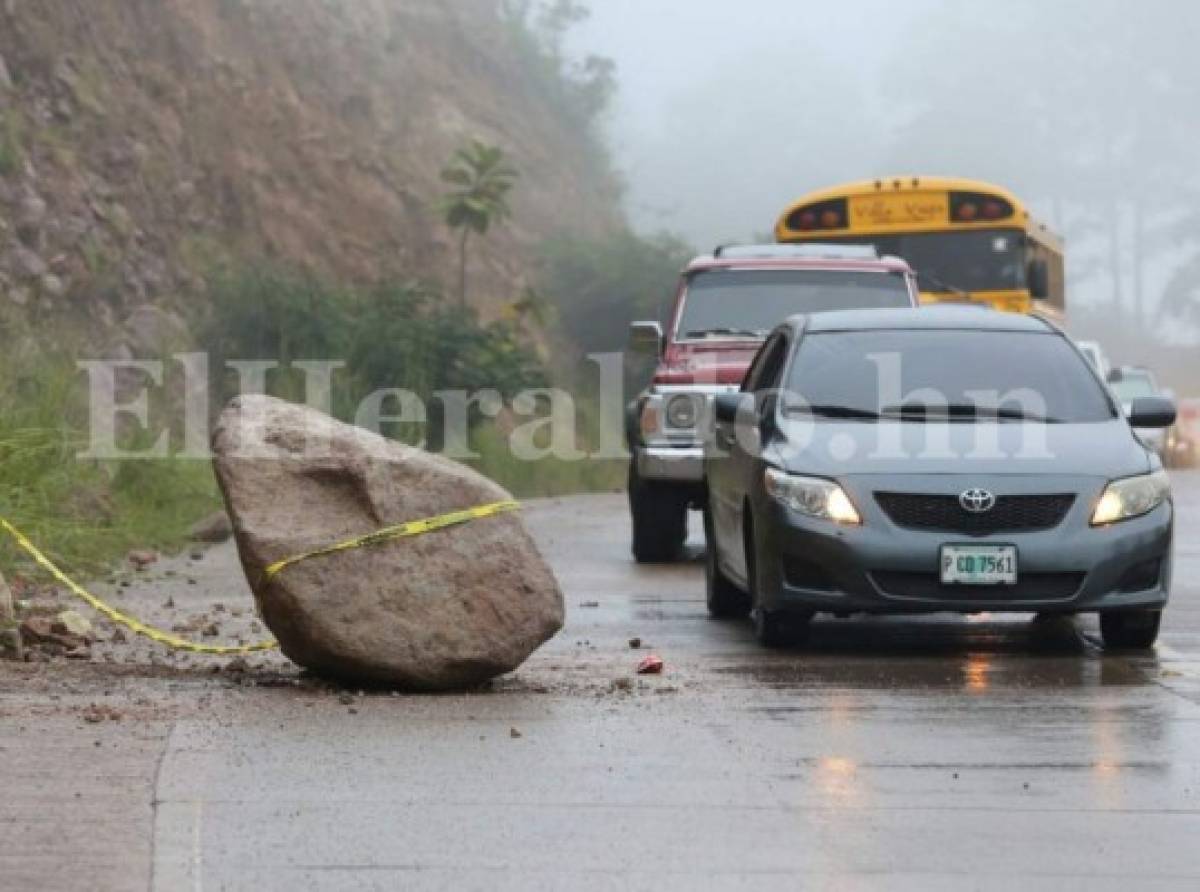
[625,244,920,562]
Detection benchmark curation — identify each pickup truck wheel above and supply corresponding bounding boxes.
[1099,610,1162,650]
[629,465,688,563]
[703,505,750,618]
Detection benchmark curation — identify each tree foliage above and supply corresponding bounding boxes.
[201,266,547,420]
[879,0,1200,331]
[537,230,694,355]
[436,141,520,309]
[500,0,617,130]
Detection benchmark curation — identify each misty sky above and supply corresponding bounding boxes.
[571,0,940,246]
[569,0,1200,339]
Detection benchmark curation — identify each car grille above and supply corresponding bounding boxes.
[872,571,1086,603]
[874,492,1076,536]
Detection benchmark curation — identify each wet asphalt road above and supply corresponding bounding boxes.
[145,471,1200,890]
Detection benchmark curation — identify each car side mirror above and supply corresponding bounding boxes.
[1028,259,1050,300]
[629,321,663,355]
[1128,397,1176,429]
[1107,368,1124,384]
[714,392,751,424]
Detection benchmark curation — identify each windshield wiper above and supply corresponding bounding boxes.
[684,327,767,339]
[919,271,973,301]
[785,404,882,420]
[880,403,1060,423]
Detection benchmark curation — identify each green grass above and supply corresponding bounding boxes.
[468,412,626,499]
[0,329,624,585]
[0,353,220,579]
[0,111,23,175]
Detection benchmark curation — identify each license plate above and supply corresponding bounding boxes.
[940,545,1018,586]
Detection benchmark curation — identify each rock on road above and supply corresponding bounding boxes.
[3,472,1200,890]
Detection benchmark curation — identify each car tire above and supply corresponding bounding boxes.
[753,607,811,648]
[744,509,811,647]
[703,504,751,619]
[629,464,688,564]
[1099,610,1162,650]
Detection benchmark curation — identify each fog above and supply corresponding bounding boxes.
[570,0,1200,354]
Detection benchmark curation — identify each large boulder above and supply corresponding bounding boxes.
[211,395,564,690]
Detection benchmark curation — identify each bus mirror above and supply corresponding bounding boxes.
[1028,259,1050,300]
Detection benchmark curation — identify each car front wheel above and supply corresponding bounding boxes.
[703,504,751,619]
[1099,610,1162,650]
[753,607,811,648]
[745,510,811,647]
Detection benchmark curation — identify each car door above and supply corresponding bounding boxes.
[713,330,790,582]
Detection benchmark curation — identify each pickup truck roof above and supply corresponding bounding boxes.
[684,248,913,277]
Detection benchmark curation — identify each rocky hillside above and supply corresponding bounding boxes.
[0,0,622,355]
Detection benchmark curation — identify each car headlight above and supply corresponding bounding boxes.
[665,394,700,429]
[1091,470,1171,526]
[764,468,862,525]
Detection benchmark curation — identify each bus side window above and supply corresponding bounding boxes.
[1028,258,1050,300]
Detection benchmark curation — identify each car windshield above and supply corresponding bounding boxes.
[676,269,911,339]
[1110,375,1157,402]
[784,330,1117,423]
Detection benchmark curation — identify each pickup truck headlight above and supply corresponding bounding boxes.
[665,394,700,429]
[764,468,862,525]
[1091,470,1171,526]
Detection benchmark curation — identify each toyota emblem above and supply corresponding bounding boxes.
[959,489,997,514]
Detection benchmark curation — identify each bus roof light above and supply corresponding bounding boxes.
[957,203,978,221]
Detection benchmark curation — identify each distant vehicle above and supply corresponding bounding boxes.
[1075,340,1112,381]
[775,176,1065,321]
[1166,426,1196,469]
[704,307,1176,650]
[1109,367,1171,459]
[1171,398,1200,468]
[625,245,920,563]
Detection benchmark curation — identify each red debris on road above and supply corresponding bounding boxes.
[636,655,664,675]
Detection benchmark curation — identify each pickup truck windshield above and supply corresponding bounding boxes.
[1110,375,1157,402]
[677,270,911,339]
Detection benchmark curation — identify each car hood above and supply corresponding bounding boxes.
[771,418,1152,480]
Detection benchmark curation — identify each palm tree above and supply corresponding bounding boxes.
[436,141,519,308]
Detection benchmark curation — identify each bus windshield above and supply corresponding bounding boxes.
[676,270,911,339]
[831,230,1026,294]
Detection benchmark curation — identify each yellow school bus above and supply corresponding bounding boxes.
[776,176,1065,319]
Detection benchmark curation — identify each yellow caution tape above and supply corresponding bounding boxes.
[0,500,520,656]
[261,500,520,583]
[0,517,276,655]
